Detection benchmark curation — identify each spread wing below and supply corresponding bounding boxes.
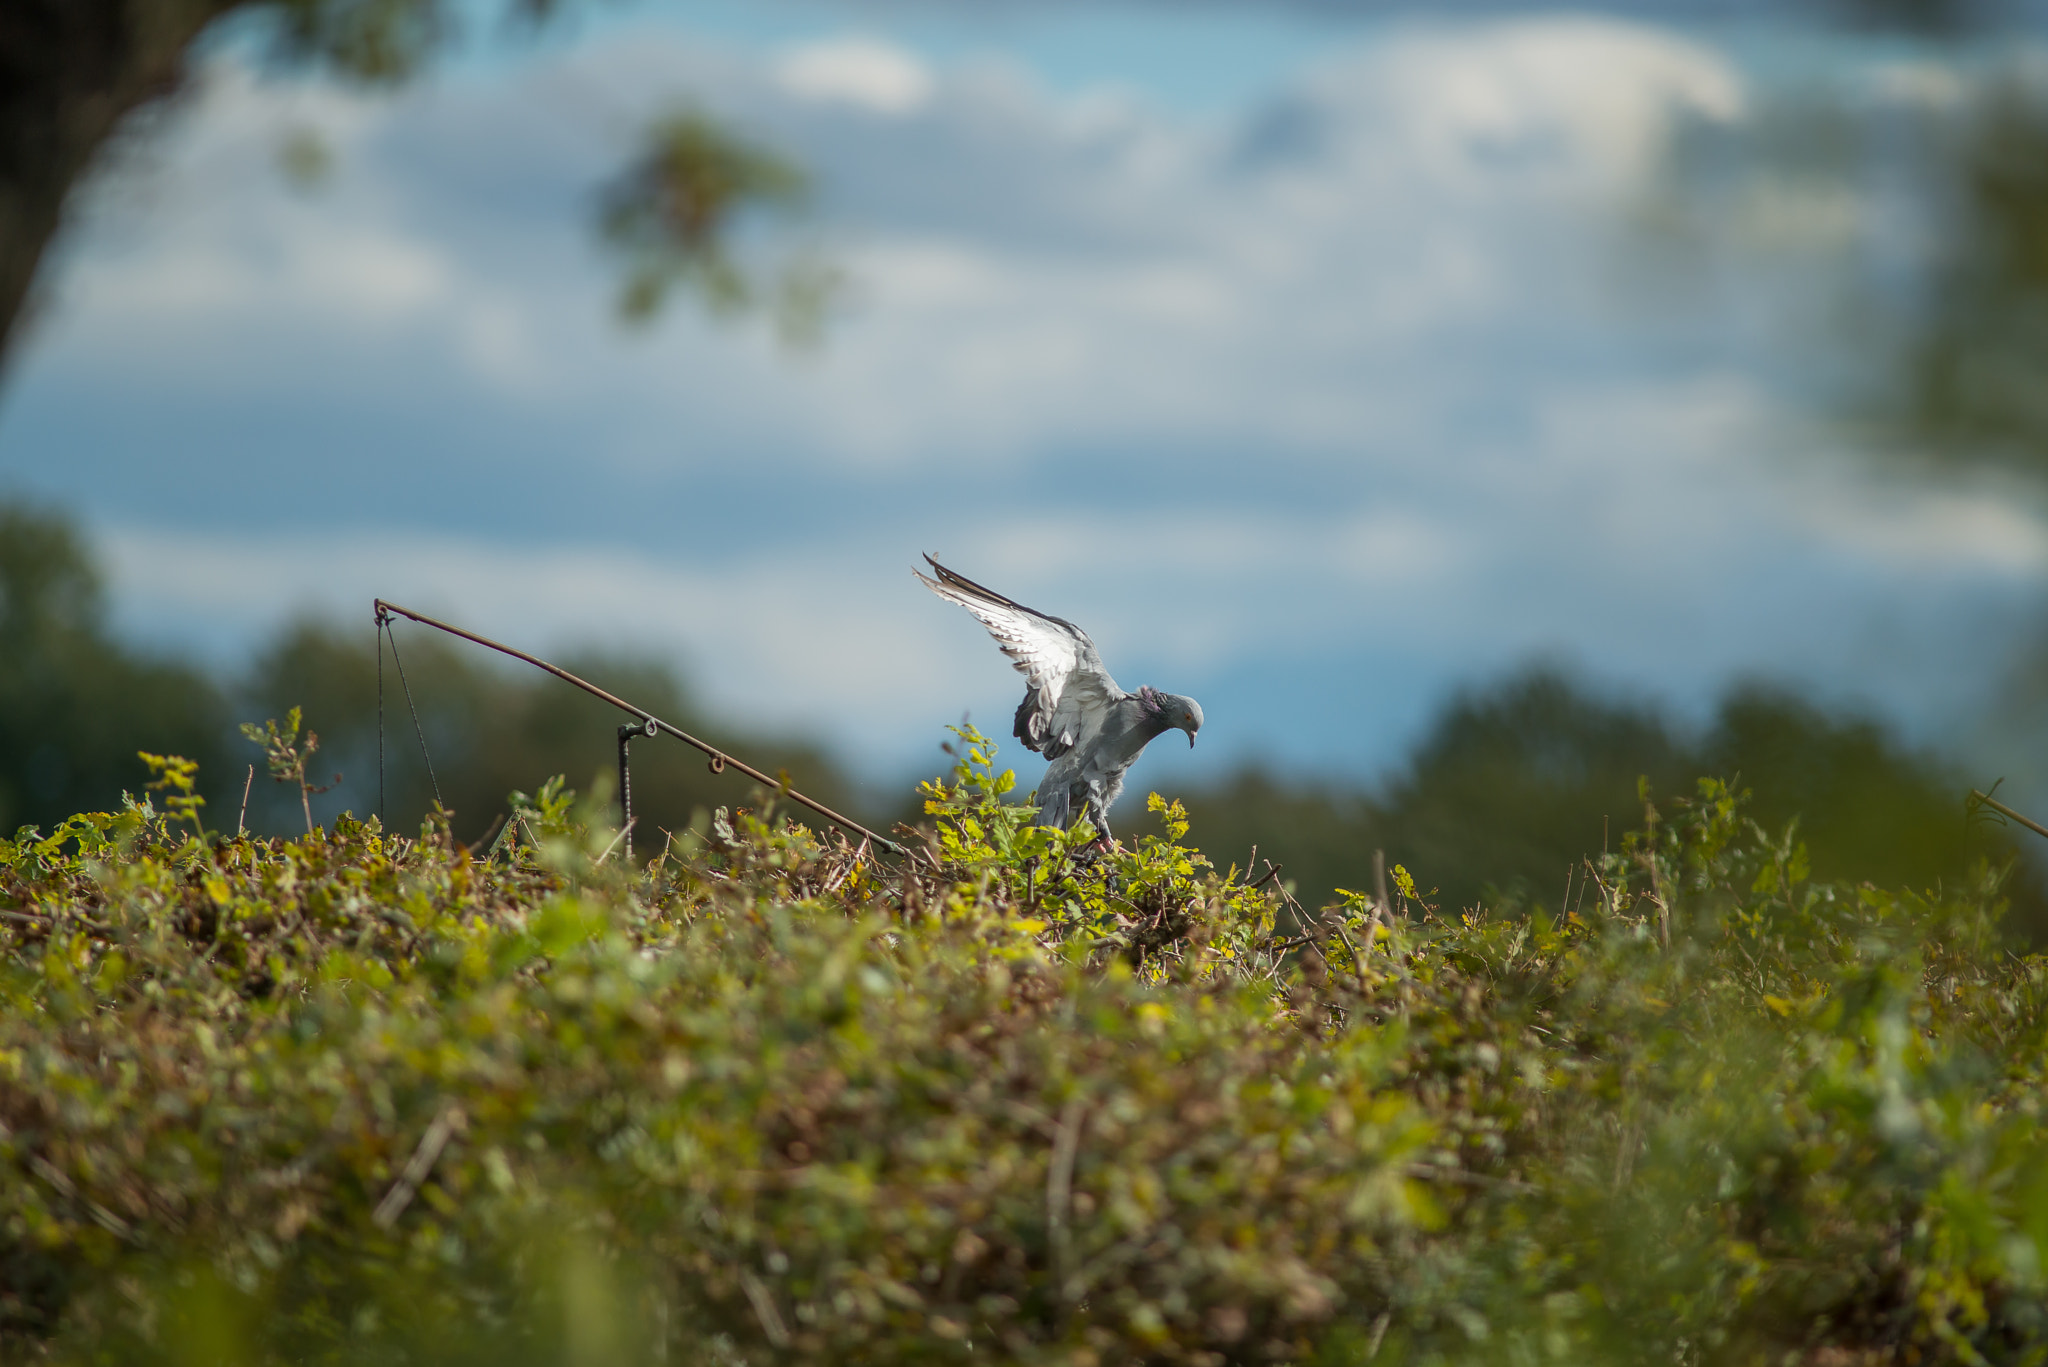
[916,555,1123,759]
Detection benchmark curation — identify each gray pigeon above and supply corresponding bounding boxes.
[917,555,1203,837]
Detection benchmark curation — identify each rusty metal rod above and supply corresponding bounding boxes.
[1970,789,2048,844]
[374,599,904,855]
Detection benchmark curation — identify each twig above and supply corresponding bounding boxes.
[1,907,114,936]
[467,812,507,859]
[1402,1161,1537,1193]
[821,839,868,895]
[1635,850,1671,949]
[1360,847,1390,955]
[1248,861,1285,893]
[1583,857,1616,919]
[739,1270,791,1348]
[373,1107,465,1229]
[1047,1096,1088,1315]
[1612,1114,1642,1194]
[1971,789,2048,843]
[1366,1311,1392,1360]
[238,765,253,836]
[1332,918,1370,993]
[1001,1099,1060,1137]
[594,818,637,867]
[480,813,520,865]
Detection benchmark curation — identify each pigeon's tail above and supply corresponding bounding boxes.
[1036,784,1071,830]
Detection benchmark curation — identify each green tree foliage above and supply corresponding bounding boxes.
[0,500,872,846]
[2,736,2046,1362]
[0,500,230,835]
[599,110,836,344]
[2,0,812,374]
[1175,667,2033,931]
[1651,52,2048,484]
[1883,83,2048,480]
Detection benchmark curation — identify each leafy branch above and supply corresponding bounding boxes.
[240,706,341,834]
[137,751,206,839]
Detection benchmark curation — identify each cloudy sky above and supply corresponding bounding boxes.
[1,0,2043,797]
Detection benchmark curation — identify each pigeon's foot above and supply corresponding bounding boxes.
[1072,832,1119,867]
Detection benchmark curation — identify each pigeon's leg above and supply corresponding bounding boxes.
[1081,791,1119,856]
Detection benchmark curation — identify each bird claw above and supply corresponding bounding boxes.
[1071,831,1119,867]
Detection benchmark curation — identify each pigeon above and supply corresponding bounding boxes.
[916,555,1203,836]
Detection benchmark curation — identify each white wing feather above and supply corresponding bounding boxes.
[915,559,1123,756]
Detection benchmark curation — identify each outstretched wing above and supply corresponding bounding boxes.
[915,555,1123,759]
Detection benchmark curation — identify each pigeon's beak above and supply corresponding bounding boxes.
[1186,729,1197,749]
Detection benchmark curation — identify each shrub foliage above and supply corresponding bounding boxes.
[0,726,2043,1364]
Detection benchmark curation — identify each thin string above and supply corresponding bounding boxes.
[376,610,387,825]
[385,618,443,810]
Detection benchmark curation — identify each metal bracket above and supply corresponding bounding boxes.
[617,717,658,862]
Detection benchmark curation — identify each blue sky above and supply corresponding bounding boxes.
[3,0,2045,803]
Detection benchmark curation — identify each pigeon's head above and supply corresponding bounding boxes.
[1141,687,1204,747]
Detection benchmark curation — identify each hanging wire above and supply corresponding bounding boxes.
[383,613,443,810]
[376,606,388,825]
[1969,780,2048,844]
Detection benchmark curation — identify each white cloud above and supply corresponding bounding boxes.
[776,37,935,115]
[97,524,973,759]
[5,13,2040,782]
[1786,473,2048,576]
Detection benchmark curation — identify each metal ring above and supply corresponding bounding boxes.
[708,754,726,775]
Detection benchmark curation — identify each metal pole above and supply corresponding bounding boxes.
[1970,789,2048,843]
[376,606,387,825]
[618,727,632,862]
[373,599,904,855]
[617,718,654,863]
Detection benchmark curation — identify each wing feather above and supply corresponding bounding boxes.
[916,555,1123,755]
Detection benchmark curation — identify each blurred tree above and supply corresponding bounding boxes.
[1372,669,1690,911]
[1701,682,1979,891]
[1881,84,2048,480]
[1169,665,2036,933]
[1174,669,1688,917]
[0,498,230,833]
[1830,0,1986,30]
[1642,24,2048,480]
[600,111,837,348]
[2,496,2021,914]
[0,499,871,848]
[0,0,815,375]
[1819,70,2048,836]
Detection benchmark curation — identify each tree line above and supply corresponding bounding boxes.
[4,496,2034,938]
